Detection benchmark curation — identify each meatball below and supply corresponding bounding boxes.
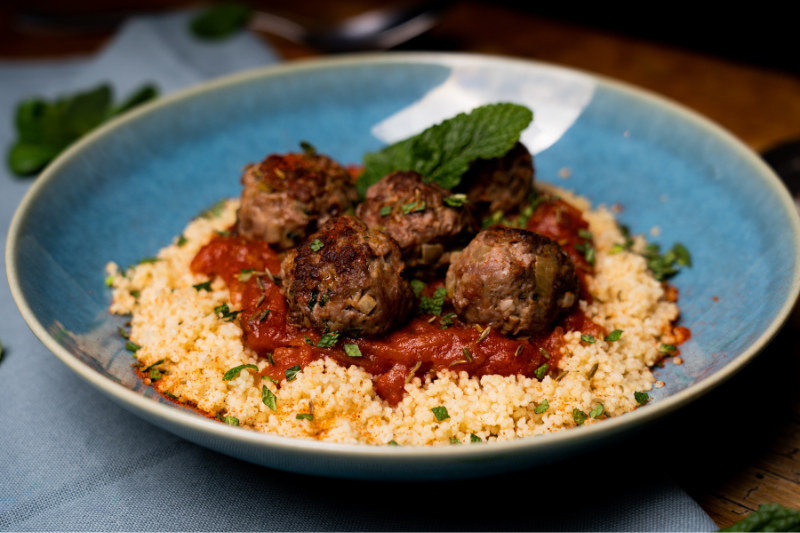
[280,215,414,337]
[456,142,534,219]
[445,226,578,336]
[357,171,476,271]
[238,152,358,249]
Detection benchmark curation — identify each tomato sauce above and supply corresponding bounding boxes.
[191,199,606,405]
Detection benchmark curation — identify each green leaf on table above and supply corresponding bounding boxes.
[8,84,158,177]
[190,2,254,40]
[719,503,800,532]
[358,103,533,197]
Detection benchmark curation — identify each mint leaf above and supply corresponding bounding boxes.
[470,433,482,443]
[534,400,549,414]
[261,386,277,411]
[410,279,426,298]
[223,364,259,381]
[296,413,313,421]
[190,2,254,39]
[573,409,588,425]
[344,344,362,358]
[111,84,158,116]
[285,365,301,381]
[589,403,604,419]
[634,391,649,405]
[358,103,533,196]
[316,332,340,348]
[431,406,450,421]
[720,503,800,532]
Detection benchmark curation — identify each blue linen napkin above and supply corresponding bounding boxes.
[0,11,717,531]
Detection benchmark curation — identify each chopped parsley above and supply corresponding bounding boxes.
[296,413,313,421]
[177,235,188,247]
[320,292,330,307]
[105,276,115,287]
[125,341,141,353]
[419,287,447,315]
[149,369,162,380]
[534,400,549,414]
[410,279,426,298]
[309,239,324,252]
[261,386,277,411]
[379,205,392,217]
[299,140,316,154]
[534,363,549,380]
[138,257,161,264]
[642,242,692,281]
[660,344,677,353]
[193,281,212,292]
[214,303,242,322]
[634,391,649,405]
[431,406,450,421]
[439,312,456,329]
[164,392,179,400]
[304,336,314,346]
[581,334,596,344]
[449,437,460,444]
[574,242,596,265]
[257,309,270,322]
[223,364,259,381]
[402,200,426,215]
[605,330,623,342]
[481,210,504,228]
[118,327,130,339]
[344,344,362,358]
[130,290,140,298]
[143,359,165,372]
[577,229,593,240]
[285,365,301,381]
[388,440,400,446]
[199,198,227,219]
[573,409,588,425]
[470,433,482,443]
[222,415,239,426]
[316,332,340,348]
[589,403,605,419]
[266,352,275,366]
[673,243,692,266]
[215,230,231,237]
[443,194,468,207]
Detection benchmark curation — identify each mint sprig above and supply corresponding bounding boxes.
[358,103,533,197]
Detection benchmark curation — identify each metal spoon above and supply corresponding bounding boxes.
[248,1,449,52]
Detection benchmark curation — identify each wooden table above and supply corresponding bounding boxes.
[3,1,800,528]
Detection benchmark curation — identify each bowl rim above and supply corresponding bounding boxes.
[7,51,800,461]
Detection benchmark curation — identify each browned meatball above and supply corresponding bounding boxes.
[357,171,476,271]
[445,226,578,336]
[456,142,534,220]
[280,215,414,337]
[238,152,358,250]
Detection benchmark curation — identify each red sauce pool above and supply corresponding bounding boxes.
[191,201,607,405]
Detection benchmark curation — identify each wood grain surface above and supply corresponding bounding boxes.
[3,1,799,528]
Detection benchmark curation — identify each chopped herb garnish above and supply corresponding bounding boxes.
[481,210,504,228]
[105,276,115,287]
[660,344,677,352]
[534,400,549,414]
[642,242,692,281]
[449,437,460,444]
[308,289,319,311]
[609,244,626,254]
[296,413,313,421]
[261,385,277,411]
[431,406,450,421]
[130,290,140,298]
[309,239,324,252]
[118,327,130,339]
[299,140,316,154]
[401,200,426,215]
[199,198,227,219]
[266,352,275,366]
[419,287,447,315]
[138,257,161,264]
[257,309,270,322]
[320,292,330,307]
[581,334,596,344]
[222,415,239,426]
[388,440,400,446]
[125,341,141,353]
[470,433,482,443]
[410,279,426,298]
[462,347,473,362]
[193,281,212,292]
[304,336,314,346]
[223,364,259,381]
[344,343,362,358]
[214,302,242,322]
[534,363,549,380]
[439,312,457,329]
[379,205,392,217]
[443,194,468,207]
[605,330,623,342]
[634,391,649,405]
[177,235,188,247]
[215,230,231,237]
[673,243,692,266]
[149,369,162,380]
[578,229,593,240]
[573,409,588,425]
[285,365,301,381]
[574,242,595,265]
[164,392,179,400]
[589,403,605,419]
[143,359,165,372]
[316,332,340,348]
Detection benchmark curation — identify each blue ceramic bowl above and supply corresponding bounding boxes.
[7,53,800,479]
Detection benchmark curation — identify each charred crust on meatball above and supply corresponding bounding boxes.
[445,225,579,336]
[237,152,358,249]
[280,215,415,337]
[456,142,534,220]
[357,170,477,272]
